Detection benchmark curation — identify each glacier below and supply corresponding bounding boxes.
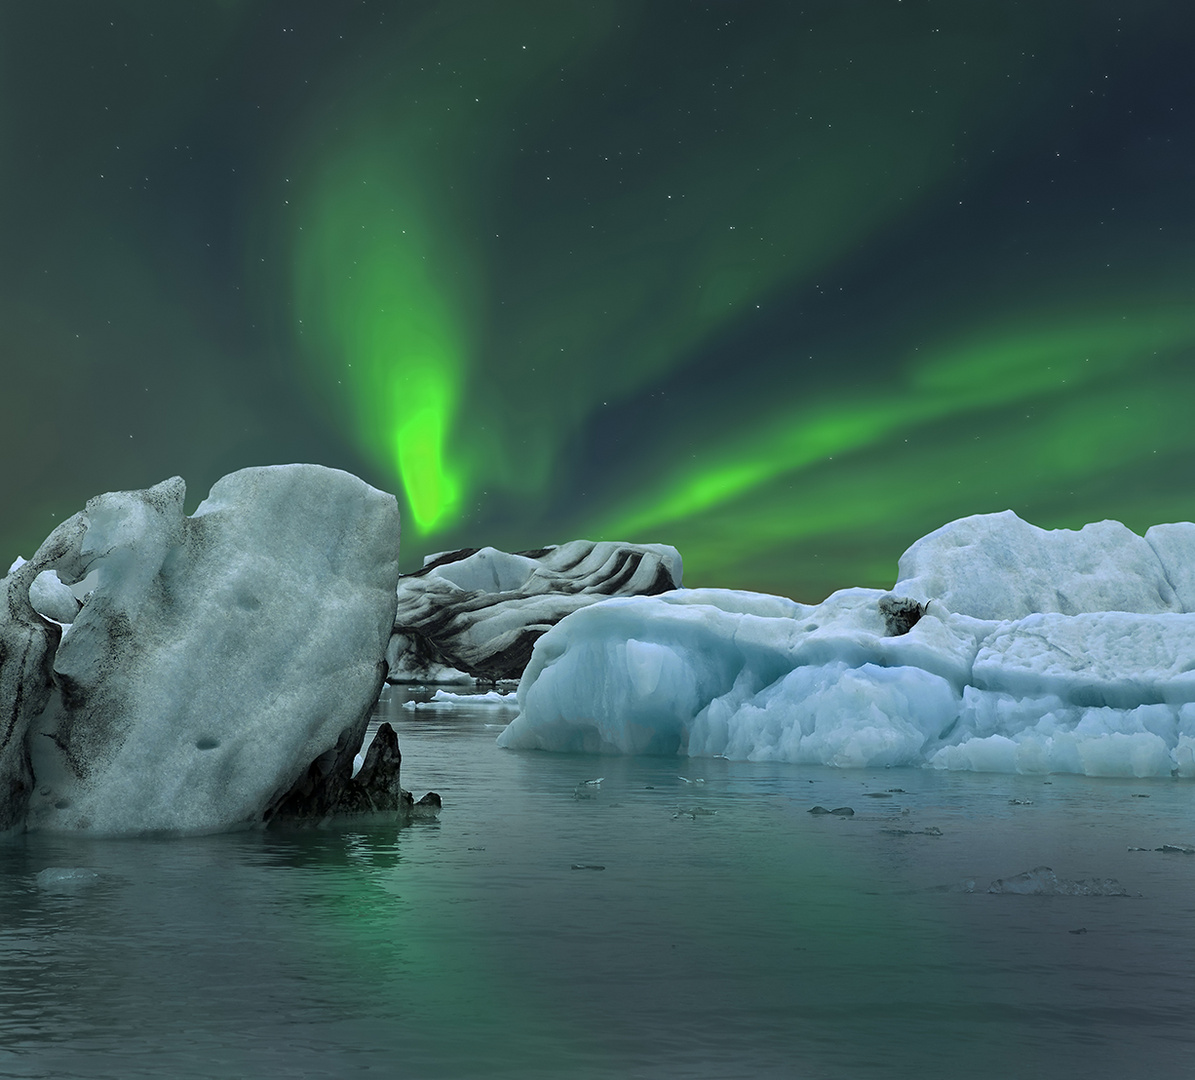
[498,512,1195,778]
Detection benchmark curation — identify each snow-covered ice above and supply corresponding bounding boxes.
[499,511,1195,778]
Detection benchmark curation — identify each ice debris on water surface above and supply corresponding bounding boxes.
[946,866,1131,896]
[34,867,101,892]
[403,688,519,709]
[987,866,1130,896]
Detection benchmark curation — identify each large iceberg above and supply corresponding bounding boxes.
[388,540,681,682]
[498,512,1195,778]
[1,465,417,835]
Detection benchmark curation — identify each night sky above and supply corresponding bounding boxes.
[3,1,1194,600]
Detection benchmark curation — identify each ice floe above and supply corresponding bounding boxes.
[499,511,1195,778]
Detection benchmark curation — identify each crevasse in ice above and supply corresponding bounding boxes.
[497,512,1195,777]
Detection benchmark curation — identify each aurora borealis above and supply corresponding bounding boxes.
[3,1,1194,599]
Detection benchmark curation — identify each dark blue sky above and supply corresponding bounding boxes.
[3,1,1194,598]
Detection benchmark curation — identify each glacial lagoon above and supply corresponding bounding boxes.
[3,687,1195,1080]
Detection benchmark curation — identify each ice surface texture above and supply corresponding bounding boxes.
[388,540,681,682]
[1,465,401,835]
[499,512,1195,777]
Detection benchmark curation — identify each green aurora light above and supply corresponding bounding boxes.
[292,147,469,533]
[281,1,1083,556]
[597,302,1195,544]
[3,2,1194,599]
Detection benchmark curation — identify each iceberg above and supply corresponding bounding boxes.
[0,465,425,835]
[388,539,682,682]
[498,512,1195,778]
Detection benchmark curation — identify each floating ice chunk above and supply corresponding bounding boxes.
[405,688,519,708]
[34,867,101,892]
[429,688,516,704]
[501,562,1195,777]
[986,866,1129,896]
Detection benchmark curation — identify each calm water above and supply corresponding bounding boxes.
[3,685,1195,1079]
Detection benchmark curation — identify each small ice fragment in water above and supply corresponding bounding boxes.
[987,866,1129,896]
[35,867,100,892]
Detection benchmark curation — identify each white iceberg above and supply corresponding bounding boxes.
[499,512,1195,778]
[1,464,407,835]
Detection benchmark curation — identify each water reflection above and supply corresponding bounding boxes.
[2,692,1194,1078]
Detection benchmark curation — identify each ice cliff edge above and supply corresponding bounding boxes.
[0,464,409,836]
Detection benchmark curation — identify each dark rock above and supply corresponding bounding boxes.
[414,791,442,814]
[878,594,924,636]
[268,721,425,823]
